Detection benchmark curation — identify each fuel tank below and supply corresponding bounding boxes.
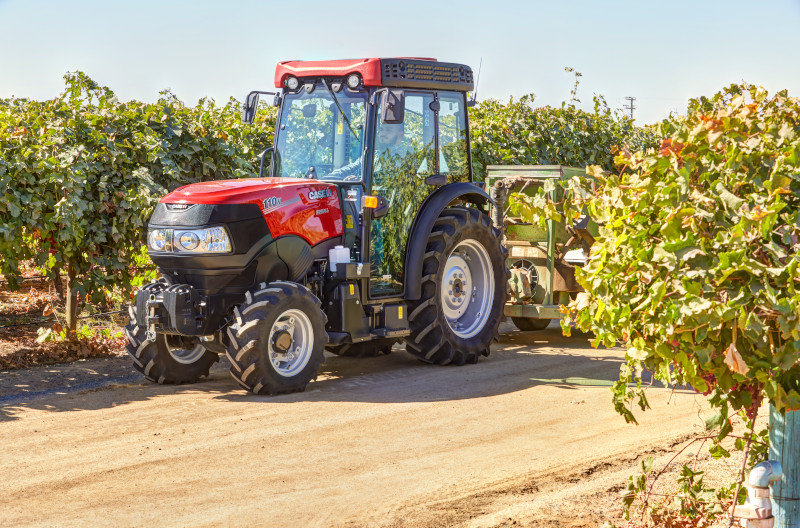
[161,178,343,246]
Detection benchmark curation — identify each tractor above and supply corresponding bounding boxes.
[126,57,507,395]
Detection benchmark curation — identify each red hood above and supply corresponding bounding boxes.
[159,178,343,246]
[162,178,316,205]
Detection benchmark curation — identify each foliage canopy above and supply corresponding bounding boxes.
[0,72,276,330]
[569,84,800,427]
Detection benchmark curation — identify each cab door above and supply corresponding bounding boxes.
[367,92,436,297]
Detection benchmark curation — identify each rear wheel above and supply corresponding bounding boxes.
[511,317,552,331]
[125,305,219,384]
[226,281,327,395]
[405,207,507,365]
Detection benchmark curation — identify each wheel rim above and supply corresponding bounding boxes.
[267,308,314,377]
[164,337,206,365]
[441,239,494,338]
[510,259,539,289]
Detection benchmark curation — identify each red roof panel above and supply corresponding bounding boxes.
[273,57,438,88]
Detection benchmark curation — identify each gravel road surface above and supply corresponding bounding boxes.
[0,322,706,527]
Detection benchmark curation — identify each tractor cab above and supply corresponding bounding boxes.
[243,58,475,298]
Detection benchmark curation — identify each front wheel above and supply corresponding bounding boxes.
[404,207,507,365]
[226,281,327,395]
[125,305,219,384]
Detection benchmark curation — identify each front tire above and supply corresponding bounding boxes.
[125,305,219,384]
[405,207,507,365]
[226,281,327,395]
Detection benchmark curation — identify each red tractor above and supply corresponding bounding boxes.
[126,58,508,395]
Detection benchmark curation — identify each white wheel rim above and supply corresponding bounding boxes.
[267,308,314,377]
[165,340,206,364]
[441,239,494,338]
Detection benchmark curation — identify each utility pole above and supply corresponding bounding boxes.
[624,96,636,120]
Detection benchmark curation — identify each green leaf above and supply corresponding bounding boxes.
[709,445,730,459]
[705,412,724,431]
[714,182,745,214]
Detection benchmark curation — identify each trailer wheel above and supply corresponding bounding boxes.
[405,207,507,365]
[124,305,219,384]
[226,281,327,395]
[327,338,398,358]
[511,317,552,331]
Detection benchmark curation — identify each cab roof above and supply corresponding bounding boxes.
[274,58,474,92]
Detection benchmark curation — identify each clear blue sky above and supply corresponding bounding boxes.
[1,0,798,124]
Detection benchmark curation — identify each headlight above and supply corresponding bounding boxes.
[346,74,361,89]
[347,73,361,90]
[148,229,168,251]
[178,232,200,250]
[147,227,232,254]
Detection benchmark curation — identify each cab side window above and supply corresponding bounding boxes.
[369,93,435,297]
[437,93,469,183]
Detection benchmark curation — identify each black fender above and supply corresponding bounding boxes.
[403,182,493,300]
[257,236,314,283]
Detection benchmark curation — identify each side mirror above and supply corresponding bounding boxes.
[242,90,280,124]
[380,89,405,124]
[242,91,260,124]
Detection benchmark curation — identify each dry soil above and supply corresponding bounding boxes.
[0,322,713,527]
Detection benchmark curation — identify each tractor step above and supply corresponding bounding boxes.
[371,328,411,338]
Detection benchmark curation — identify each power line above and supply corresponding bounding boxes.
[624,96,636,120]
[0,309,126,330]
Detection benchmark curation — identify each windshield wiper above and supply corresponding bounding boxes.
[321,78,360,143]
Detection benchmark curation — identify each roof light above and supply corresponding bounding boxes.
[286,76,299,90]
[346,74,361,89]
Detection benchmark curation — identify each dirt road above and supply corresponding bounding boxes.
[0,323,707,527]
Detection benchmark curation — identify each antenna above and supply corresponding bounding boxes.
[469,58,483,107]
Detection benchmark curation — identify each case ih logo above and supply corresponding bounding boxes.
[308,188,331,200]
[262,195,299,214]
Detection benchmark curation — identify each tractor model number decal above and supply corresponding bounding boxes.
[308,188,331,201]
[262,195,300,215]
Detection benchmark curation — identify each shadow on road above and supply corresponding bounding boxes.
[0,325,689,421]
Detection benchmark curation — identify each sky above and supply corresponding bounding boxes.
[1,0,799,124]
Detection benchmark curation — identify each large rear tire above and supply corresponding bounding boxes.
[125,305,219,384]
[404,207,507,365]
[226,281,327,395]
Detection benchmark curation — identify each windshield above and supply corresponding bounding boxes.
[274,89,367,181]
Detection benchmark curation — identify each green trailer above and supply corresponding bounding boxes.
[486,165,597,331]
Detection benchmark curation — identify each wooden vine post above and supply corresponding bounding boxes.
[770,406,800,527]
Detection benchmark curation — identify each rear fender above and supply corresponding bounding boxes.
[403,182,493,300]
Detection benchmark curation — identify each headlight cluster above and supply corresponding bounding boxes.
[147,227,232,254]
